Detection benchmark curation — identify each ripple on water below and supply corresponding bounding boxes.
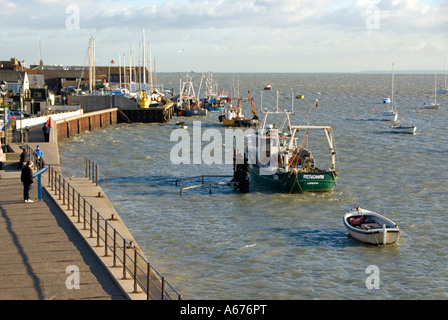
[58,73,448,300]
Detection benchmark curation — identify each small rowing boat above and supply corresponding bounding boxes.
[343,206,402,245]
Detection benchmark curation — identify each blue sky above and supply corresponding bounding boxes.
[0,0,447,72]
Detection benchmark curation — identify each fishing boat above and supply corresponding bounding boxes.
[381,63,398,121]
[218,90,259,127]
[201,73,226,111]
[343,206,402,245]
[390,124,417,134]
[245,93,338,193]
[175,74,206,116]
[423,73,440,109]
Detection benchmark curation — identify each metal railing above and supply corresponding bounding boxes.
[46,164,182,300]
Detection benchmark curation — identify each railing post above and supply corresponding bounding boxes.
[48,166,51,188]
[113,230,117,267]
[104,222,109,257]
[123,239,127,279]
[147,263,151,300]
[89,205,93,237]
[72,187,75,216]
[133,249,138,293]
[58,175,62,200]
[96,164,99,186]
[77,193,81,223]
[96,210,100,247]
[62,179,66,205]
[161,277,165,300]
[66,184,70,210]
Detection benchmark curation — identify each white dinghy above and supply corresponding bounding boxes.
[343,206,402,245]
[390,124,417,134]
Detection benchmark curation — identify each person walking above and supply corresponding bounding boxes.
[42,123,50,142]
[21,160,34,203]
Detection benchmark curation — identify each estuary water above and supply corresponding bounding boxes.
[58,73,448,300]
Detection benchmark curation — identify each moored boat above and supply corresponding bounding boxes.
[343,206,402,245]
[218,90,259,127]
[424,73,441,109]
[381,63,398,121]
[390,124,416,134]
[245,92,338,193]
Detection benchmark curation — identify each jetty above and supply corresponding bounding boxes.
[0,110,181,300]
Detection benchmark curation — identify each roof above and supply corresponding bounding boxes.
[0,70,27,83]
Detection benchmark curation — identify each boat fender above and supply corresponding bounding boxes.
[163,114,169,122]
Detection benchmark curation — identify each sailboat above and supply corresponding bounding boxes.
[244,92,338,193]
[436,59,447,94]
[381,63,398,121]
[423,73,440,109]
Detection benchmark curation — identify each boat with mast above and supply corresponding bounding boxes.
[423,73,441,109]
[218,90,259,127]
[244,92,338,193]
[381,63,398,121]
[436,59,447,94]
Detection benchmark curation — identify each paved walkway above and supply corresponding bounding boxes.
[0,126,128,300]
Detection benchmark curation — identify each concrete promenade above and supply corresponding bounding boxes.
[0,126,139,300]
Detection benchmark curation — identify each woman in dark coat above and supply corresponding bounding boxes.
[21,160,34,203]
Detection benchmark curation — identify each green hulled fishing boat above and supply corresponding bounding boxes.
[245,93,338,193]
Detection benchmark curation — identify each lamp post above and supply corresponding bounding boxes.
[18,74,23,143]
[1,80,7,160]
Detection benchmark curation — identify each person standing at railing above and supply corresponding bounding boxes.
[35,154,45,170]
[33,145,43,159]
[21,160,34,203]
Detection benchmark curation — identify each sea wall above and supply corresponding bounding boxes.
[55,108,118,142]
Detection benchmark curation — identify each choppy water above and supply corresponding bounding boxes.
[58,73,448,300]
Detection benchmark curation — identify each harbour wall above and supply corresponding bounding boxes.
[54,108,118,142]
[66,95,174,124]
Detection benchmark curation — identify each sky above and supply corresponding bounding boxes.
[0,0,447,73]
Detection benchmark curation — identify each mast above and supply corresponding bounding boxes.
[391,62,395,111]
[148,41,153,91]
[434,73,437,104]
[142,28,146,89]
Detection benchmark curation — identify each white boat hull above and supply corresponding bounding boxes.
[424,103,440,109]
[381,110,398,121]
[390,125,416,134]
[343,207,402,245]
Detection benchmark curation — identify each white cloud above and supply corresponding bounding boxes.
[1,0,447,72]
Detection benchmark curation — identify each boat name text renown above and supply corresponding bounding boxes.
[303,174,325,179]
